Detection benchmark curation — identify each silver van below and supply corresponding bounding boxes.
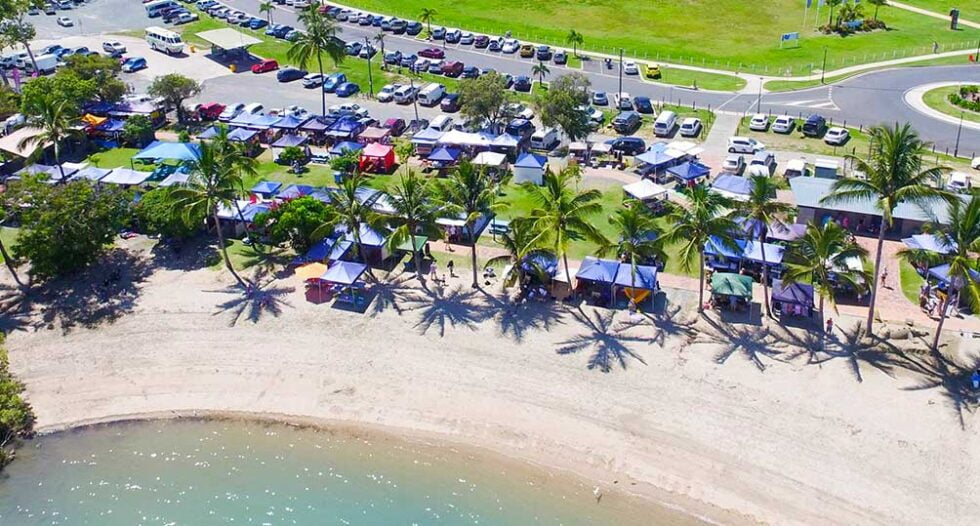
[653,110,677,137]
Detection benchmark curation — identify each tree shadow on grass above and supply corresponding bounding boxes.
[211,268,295,326]
[407,283,489,337]
[555,307,651,373]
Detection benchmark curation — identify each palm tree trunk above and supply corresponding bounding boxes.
[212,210,247,288]
[469,224,478,287]
[931,290,952,352]
[865,224,886,334]
[697,251,705,313]
[22,42,38,74]
[760,232,771,317]
[409,220,422,280]
[0,236,25,289]
[818,292,826,353]
[563,253,573,298]
[317,53,326,116]
[380,40,386,70]
[873,5,879,21]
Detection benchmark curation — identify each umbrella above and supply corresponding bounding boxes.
[295,263,328,280]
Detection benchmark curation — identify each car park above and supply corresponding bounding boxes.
[441,93,461,112]
[102,41,127,55]
[418,47,444,59]
[634,97,654,114]
[460,32,474,45]
[384,118,407,136]
[519,44,534,58]
[322,73,347,92]
[301,73,325,88]
[474,35,489,48]
[56,15,73,26]
[251,58,279,73]
[728,136,764,154]
[679,117,702,137]
[592,91,608,105]
[772,115,794,134]
[608,137,646,156]
[749,151,777,176]
[335,82,360,97]
[377,84,400,102]
[445,29,462,43]
[612,111,641,133]
[614,92,633,110]
[802,114,826,137]
[242,102,264,114]
[553,51,567,65]
[722,155,745,175]
[824,127,849,145]
[513,75,532,92]
[121,56,147,72]
[502,39,520,54]
[384,50,402,65]
[461,66,480,78]
[276,67,306,82]
[623,60,639,75]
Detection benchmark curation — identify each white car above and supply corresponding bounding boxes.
[749,113,769,131]
[293,0,310,7]
[218,102,245,120]
[501,39,520,54]
[504,103,534,120]
[377,84,401,103]
[722,154,745,175]
[679,117,702,137]
[824,127,849,145]
[728,136,764,154]
[772,115,794,134]
[459,32,474,45]
[623,60,639,75]
[328,103,368,118]
[242,102,264,115]
[175,12,198,24]
[56,16,72,26]
[947,171,972,192]
[102,41,126,55]
[972,157,980,170]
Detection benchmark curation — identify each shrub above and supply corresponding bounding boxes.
[134,187,204,240]
[252,196,335,253]
[277,146,307,166]
[0,339,35,470]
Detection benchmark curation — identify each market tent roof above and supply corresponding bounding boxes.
[272,115,309,131]
[198,126,221,140]
[491,133,520,148]
[271,133,308,148]
[227,127,259,142]
[635,149,677,168]
[0,127,46,158]
[712,174,753,197]
[16,164,77,182]
[293,237,352,265]
[277,184,315,199]
[300,117,333,132]
[471,151,507,167]
[902,233,956,255]
[790,176,959,224]
[742,240,785,265]
[667,161,710,181]
[927,263,980,284]
[592,142,613,154]
[296,262,329,281]
[344,223,386,247]
[623,179,668,201]
[768,222,807,242]
[770,279,814,307]
[326,118,362,137]
[100,168,151,185]
[427,146,462,162]
[514,152,547,169]
[81,113,106,127]
[195,27,262,50]
[437,129,493,147]
[411,127,443,143]
[96,119,126,133]
[735,216,766,239]
[711,272,753,298]
[575,257,620,284]
[133,141,201,162]
[704,235,746,259]
[330,141,363,155]
[358,127,390,142]
[158,171,191,187]
[251,180,282,195]
[320,260,368,285]
[70,166,112,182]
[395,235,428,252]
[362,142,393,158]
[613,263,658,290]
[240,202,271,222]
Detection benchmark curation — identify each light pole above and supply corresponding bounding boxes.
[954,111,964,157]
[820,47,828,83]
[756,76,763,112]
[618,48,624,105]
[364,36,374,97]
[409,77,420,126]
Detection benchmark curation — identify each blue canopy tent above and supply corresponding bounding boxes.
[319,260,369,305]
[341,223,389,265]
[520,252,559,283]
[271,133,308,148]
[927,263,980,286]
[95,118,125,137]
[345,223,386,247]
[575,257,621,305]
[704,235,746,260]
[325,117,363,139]
[330,141,363,155]
[667,161,710,183]
[614,263,658,290]
[300,116,334,134]
[741,240,785,266]
[513,152,547,185]
[250,180,282,198]
[277,184,315,200]
[770,279,814,317]
[292,237,353,266]
[711,174,753,199]
[272,115,310,131]
[229,113,279,130]
[227,127,259,143]
[197,126,221,140]
[240,203,271,222]
[133,141,201,163]
[734,216,767,239]
[902,233,956,255]
[427,146,462,168]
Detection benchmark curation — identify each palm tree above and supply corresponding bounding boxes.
[565,29,584,58]
[374,31,387,70]
[18,97,81,184]
[820,122,951,334]
[288,8,345,116]
[525,168,609,289]
[209,125,259,226]
[258,1,275,24]
[386,170,437,281]
[532,61,550,85]
[738,175,793,317]
[662,185,740,313]
[419,7,437,37]
[170,141,249,289]
[782,221,869,338]
[826,0,843,26]
[434,161,496,288]
[898,196,980,352]
[485,218,550,289]
[316,173,385,277]
[867,0,887,21]
[603,204,666,302]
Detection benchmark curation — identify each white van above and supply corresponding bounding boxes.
[26,54,58,75]
[417,83,445,107]
[145,0,179,17]
[653,110,677,137]
[146,26,185,55]
[429,114,454,132]
[393,85,417,104]
[530,127,559,150]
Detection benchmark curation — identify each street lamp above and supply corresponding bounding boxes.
[364,36,374,97]
[954,111,964,158]
[820,47,828,84]
[618,48,623,105]
[756,76,763,112]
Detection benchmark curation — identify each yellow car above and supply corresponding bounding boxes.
[644,63,662,79]
[519,44,534,58]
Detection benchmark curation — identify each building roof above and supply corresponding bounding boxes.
[789,176,954,224]
[0,127,46,158]
[195,28,262,50]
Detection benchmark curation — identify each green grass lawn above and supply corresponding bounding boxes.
[922,84,980,124]
[0,227,19,263]
[84,148,149,170]
[764,54,979,92]
[643,65,747,92]
[338,0,978,75]
[901,0,980,21]
[566,54,583,69]
[736,117,873,159]
[899,258,925,305]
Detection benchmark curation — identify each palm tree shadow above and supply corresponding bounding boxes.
[811,322,916,383]
[369,271,425,317]
[555,307,650,373]
[901,352,978,429]
[407,283,488,337]
[692,313,790,372]
[635,294,700,348]
[491,292,566,343]
[211,269,295,326]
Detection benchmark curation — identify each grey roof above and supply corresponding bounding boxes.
[789,176,953,224]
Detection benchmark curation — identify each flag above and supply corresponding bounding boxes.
[806,0,812,7]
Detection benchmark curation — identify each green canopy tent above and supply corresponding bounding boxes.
[710,272,753,311]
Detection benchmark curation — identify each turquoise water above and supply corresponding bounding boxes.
[0,419,676,525]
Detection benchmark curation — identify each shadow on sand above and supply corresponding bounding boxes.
[556,306,653,373]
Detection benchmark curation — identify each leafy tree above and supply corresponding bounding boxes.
[147,74,201,123]
[662,185,740,313]
[534,73,592,143]
[738,175,793,317]
[277,146,306,166]
[330,148,360,175]
[565,29,584,58]
[524,167,609,288]
[531,61,550,85]
[19,71,96,117]
[826,0,843,26]
[13,178,130,279]
[0,191,25,289]
[254,196,335,253]
[419,7,437,35]
[134,187,203,240]
[314,173,385,276]
[289,7,345,115]
[0,337,35,470]
[18,96,82,182]
[259,0,275,23]
[820,123,950,334]
[122,114,154,147]
[0,83,20,119]
[458,72,513,134]
[0,0,40,73]
[63,54,125,103]
[602,204,666,297]
[434,161,497,287]
[386,170,437,280]
[487,217,550,289]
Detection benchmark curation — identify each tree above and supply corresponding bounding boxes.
[867,0,887,21]
[169,141,249,288]
[386,171,437,281]
[122,115,154,147]
[434,161,497,287]
[0,83,19,120]
[662,185,740,313]
[0,191,25,289]
[63,54,125,103]
[524,167,609,289]
[19,71,96,117]
[534,73,592,143]
[374,31,387,70]
[254,196,336,253]
[289,7,345,116]
[419,7,437,36]
[315,173,384,276]
[738,175,793,317]
[18,96,81,183]
[602,204,666,298]
[532,61,550,85]
[13,178,130,279]
[565,29,584,58]
[148,73,201,123]
[820,122,951,334]
[837,2,864,26]
[782,221,869,340]
[487,217,551,289]
[458,72,513,134]
[898,196,980,352]
[277,145,307,166]
[134,186,204,240]
[259,0,275,24]
[329,148,360,175]
[0,3,39,73]
[0,337,35,470]
[826,0,843,26]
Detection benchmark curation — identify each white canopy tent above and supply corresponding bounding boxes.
[623,179,669,202]
[471,151,508,168]
[436,129,494,148]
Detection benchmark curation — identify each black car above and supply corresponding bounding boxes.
[634,97,654,114]
[609,137,646,156]
[406,21,423,35]
[535,45,551,60]
[272,25,293,38]
[612,111,641,133]
[276,67,307,82]
[802,114,827,137]
[553,51,567,65]
[441,93,461,112]
[474,35,489,48]
[513,75,532,92]
[461,66,480,78]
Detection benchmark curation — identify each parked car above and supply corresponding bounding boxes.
[623,60,639,75]
[487,38,503,52]
[441,61,464,77]
[251,58,279,73]
[608,137,646,156]
[634,97,654,114]
[722,155,745,175]
[535,45,552,61]
[747,114,768,132]
[441,93,461,112]
[592,91,608,105]
[242,102,264,114]
[824,127,849,145]
[198,102,225,120]
[749,151,777,176]
[612,111,641,133]
[644,63,661,79]
[121,56,147,72]
[461,65,480,78]
[614,92,633,111]
[102,41,126,55]
[381,50,401,64]
[377,83,400,102]
[406,21,423,35]
[276,67,306,82]
[383,118,406,136]
[427,60,444,74]
[772,115,794,134]
[390,19,407,33]
[459,32,474,45]
[553,51,567,65]
[335,82,359,97]
[513,75,532,92]
[400,54,417,67]
[802,114,827,137]
[412,58,430,73]
[679,117,702,137]
[474,35,489,48]
[302,73,325,88]
[218,102,245,121]
[248,17,267,29]
[445,29,461,43]
[175,11,198,24]
[56,16,72,26]
[519,44,534,58]
[501,39,520,54]
[328,103,368,118]
[358,45,376,59]
[431,26,446,40]
[418,47,444,59]
[947,171,972,193]
[728,136,764,154]
[322,73,347,92]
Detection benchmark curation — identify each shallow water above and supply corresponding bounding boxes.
[0,419,687,525]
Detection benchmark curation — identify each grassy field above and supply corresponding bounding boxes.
[0,227,19,263]
[85,148,149,170]
[921,84,980,124]
[338,0,978,75]
[736,116,873,159]
[899,258,925,305]
[763,54,979,92]
[642,65,746,92]
[901,0,980,21]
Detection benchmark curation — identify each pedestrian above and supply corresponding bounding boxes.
[447,259,455,278]
[429,261,439,282]
[933,41,939,54]
[443,229,454,252]
[880,267,889,289]
[825,317,834,334]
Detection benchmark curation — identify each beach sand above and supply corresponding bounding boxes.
[2,249,978,525]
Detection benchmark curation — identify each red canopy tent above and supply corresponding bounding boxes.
[359,143,396,174]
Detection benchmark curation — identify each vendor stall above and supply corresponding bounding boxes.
[359,143,396,174]
[575,257,620,306]
[614,262,659,306]
[357,126,391,145]
[711,174,753,201]
[622,179,669,211]
[667,161,710,186]
[513,152,547,185]
[770,279,814,318]
[710,272,753,311]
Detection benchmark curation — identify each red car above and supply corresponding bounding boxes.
[383,118,406,136]
[441,61,463,77]
[251,59,279,74]
[198,102,225,120]
[418,47,445,59]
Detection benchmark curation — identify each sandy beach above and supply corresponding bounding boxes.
[2,245,979,525]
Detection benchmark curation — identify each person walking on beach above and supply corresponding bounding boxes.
[447,259,455,278]
[429,261,439,283]
[825,317,834,334]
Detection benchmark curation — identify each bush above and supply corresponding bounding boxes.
[123,115,155,147]
[949,85,980,112]
[252,196,335,253]
[277,146,307,166]
[134,187,204,240]
[0,339,35,470]
[177,129,191,143]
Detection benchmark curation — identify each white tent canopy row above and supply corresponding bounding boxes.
[471,151,508,167]
[623,179,668,202]
[436,129,495,148]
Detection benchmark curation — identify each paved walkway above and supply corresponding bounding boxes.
[888,0,980,29]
